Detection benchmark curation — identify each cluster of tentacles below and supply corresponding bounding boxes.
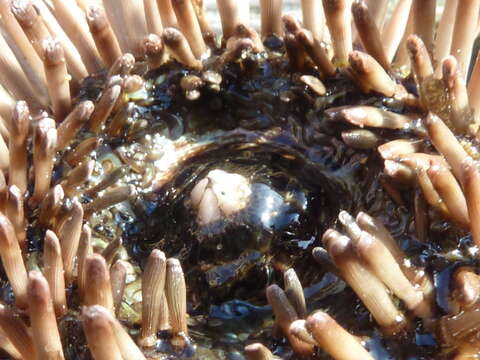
[0,0,478,359]
[249,0,480,359]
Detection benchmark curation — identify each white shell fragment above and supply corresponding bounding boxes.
[190,169,252,225]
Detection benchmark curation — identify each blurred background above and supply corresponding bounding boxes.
[202,0,447,33]
[203,1,302,32]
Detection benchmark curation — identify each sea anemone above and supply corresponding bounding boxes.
[0,0,478,359]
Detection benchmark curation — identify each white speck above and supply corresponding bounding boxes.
[469,246,479,256]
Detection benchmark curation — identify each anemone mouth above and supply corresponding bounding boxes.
[127,136,352,300]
